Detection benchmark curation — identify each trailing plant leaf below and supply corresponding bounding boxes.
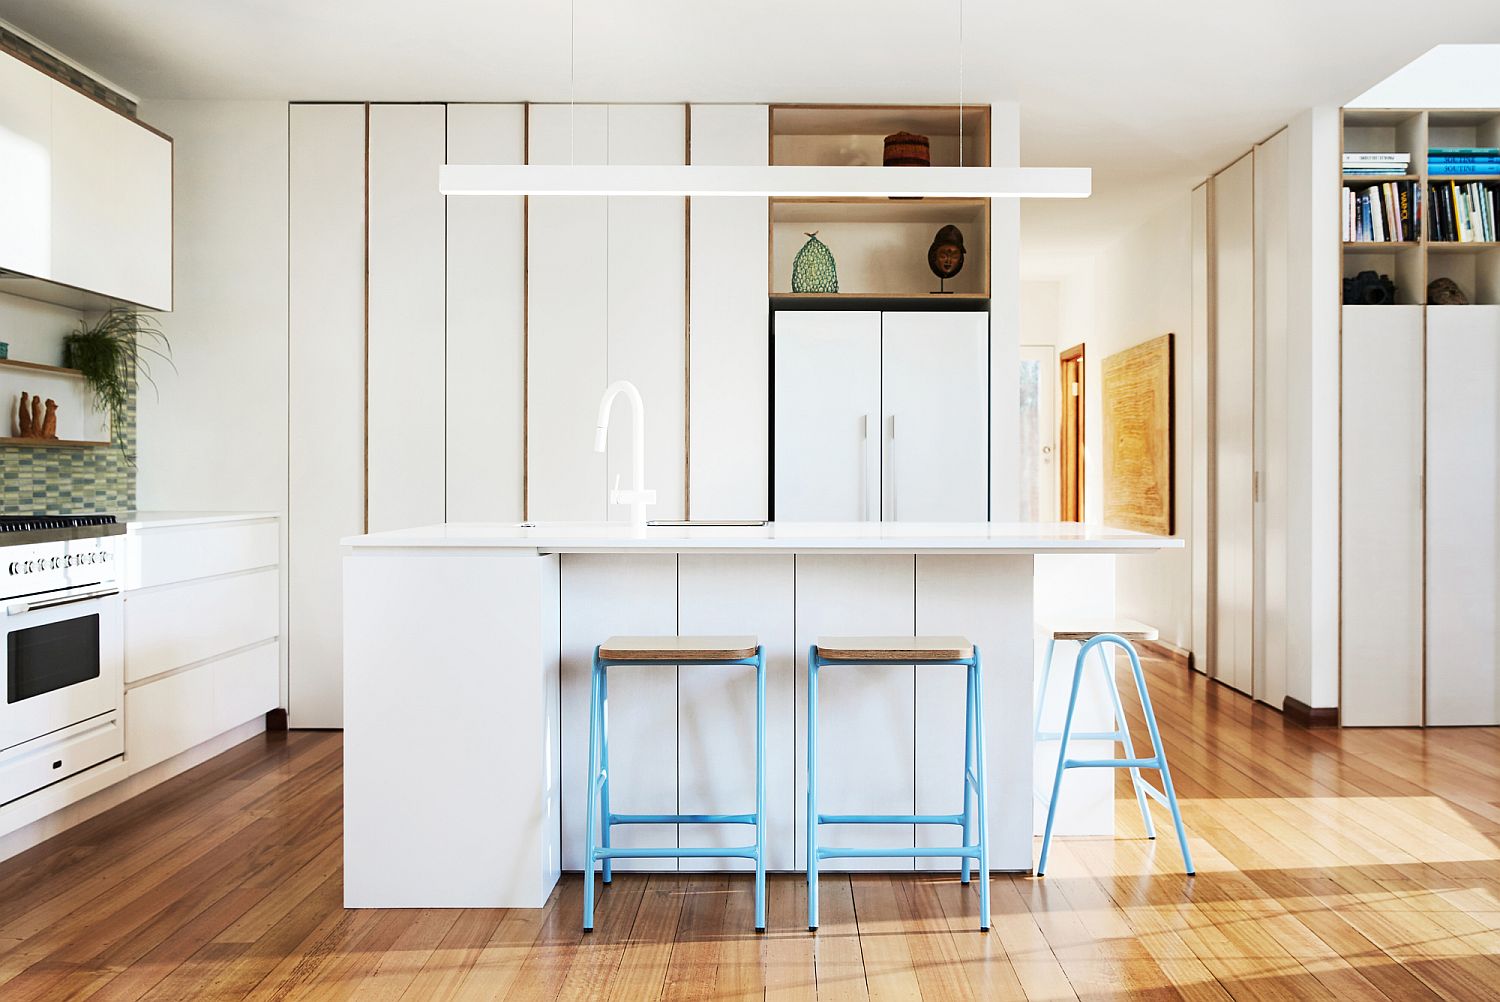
[65,307,173,449]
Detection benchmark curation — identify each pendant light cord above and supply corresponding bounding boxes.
[957,0,965,167]
[569,0,576,166]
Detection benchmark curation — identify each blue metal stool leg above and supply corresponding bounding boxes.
[599,666,613,884]
[1036,639,1087,877]
[973,649,991,931]
[583,650,603,931]
[1121,643,1194,874]
[1096,644,1156,840]
[806,646,820,931]
[755,648,767,932]
[961,659,975,885]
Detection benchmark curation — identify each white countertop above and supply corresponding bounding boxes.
[342,521,1181,555]
[124,510,280,529]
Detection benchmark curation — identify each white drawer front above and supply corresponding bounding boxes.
[127,520,279,589]
[214,643,280,733]
[125,569,279,684]
[125,643,280,776]
[126,669,215,773]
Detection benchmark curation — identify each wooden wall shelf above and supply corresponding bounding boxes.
[0,356,111,447]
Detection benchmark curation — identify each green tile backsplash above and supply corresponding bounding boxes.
[2,371,136,515]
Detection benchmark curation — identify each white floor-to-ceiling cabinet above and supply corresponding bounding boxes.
[772,310,988,522]
[288,104,366,729]
[1341,305,1425,726]
[1426,306,1500,726]
[526,104,686,523]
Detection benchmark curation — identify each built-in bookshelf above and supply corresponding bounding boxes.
[1341,108,1500,305]
[768,104,992,299]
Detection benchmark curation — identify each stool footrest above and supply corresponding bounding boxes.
[1063,756,1162,770]
[609,812,757,825]
[817,812,964,826]
[1037,730,1128,742]
[595,845,758,860]
[816,845,981,860]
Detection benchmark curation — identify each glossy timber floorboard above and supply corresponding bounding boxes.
[2,660,1500,999]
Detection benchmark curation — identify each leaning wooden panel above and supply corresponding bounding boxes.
[1102,333,1174,535]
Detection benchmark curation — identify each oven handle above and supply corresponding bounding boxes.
[6,587,119,616]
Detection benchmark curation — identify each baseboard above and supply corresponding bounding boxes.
[1283,696,1339,728]
[1135,637,1193,671]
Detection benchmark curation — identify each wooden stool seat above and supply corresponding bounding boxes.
[1048,619,1158,643]
[599,635,759,661]
[815,635,973,661]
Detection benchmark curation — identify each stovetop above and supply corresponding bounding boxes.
[0,515,125,547]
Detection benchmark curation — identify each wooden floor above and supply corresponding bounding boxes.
[3,662,1500,1000]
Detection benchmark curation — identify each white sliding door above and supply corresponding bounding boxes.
[288,104,366,728]
[772,311,881,521]
[882,312,989,521]
[1426,306,1500,725]
[1213,153,1255,694]
[689,105,770,520]
[1341,305,1424,726]
[1190,183,1211,673]
[528,105,609,521]
[446,104,526,522]
[368,104,447,532]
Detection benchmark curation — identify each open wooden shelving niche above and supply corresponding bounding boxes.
[769,104,992,300]
[1342,107,1500,305]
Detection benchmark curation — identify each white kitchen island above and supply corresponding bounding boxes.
[342,521,1180,908]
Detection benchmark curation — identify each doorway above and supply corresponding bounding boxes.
[1019,345,1059,521]
[1059,344,1085,522]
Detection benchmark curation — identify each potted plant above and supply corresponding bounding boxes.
[64,307,173,434]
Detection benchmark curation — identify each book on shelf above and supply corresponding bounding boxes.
[1343,152,1412,163]
[1343,179,1420,242]
[1427,178,1499,242]
[1427,148,1500,177]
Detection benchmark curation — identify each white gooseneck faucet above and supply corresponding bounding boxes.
[594,380,656,533]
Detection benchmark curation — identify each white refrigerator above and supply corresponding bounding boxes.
[773,309,989,521]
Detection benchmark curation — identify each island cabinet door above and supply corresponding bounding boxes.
[773,311,882,521]
[881,311,989,521]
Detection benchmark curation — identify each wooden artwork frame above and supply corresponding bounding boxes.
[1102,333,1174,535]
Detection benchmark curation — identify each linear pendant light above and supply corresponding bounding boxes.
[439,164,1091,199]
[441,0,1091,201]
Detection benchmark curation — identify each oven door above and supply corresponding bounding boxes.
[1,588,123,753]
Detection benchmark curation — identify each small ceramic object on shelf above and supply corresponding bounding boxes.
[16,392,31,437]
[792,231,839,293]
[10,391,59,440]
[1428,276,1470,305]
[40,399,57,440]
[883,131,931,167]
[0,341,8,359]
[928,224,967,293]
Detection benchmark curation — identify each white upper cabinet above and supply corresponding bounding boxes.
[0,51,172,310]
[0,53,52,278]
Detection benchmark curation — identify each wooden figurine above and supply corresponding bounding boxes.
[41,399,58,440]
[30,395,43,437]
[17,392,32,437]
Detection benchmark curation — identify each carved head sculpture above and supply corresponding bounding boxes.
[928,225,966,280]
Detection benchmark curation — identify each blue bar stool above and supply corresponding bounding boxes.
[584,635,766,932]
[806,636,989,932]
[1034,628,1194,876]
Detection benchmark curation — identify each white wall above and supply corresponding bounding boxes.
[990,105,1023,519]
[1077,197,1195,649]
[132,100,289,514]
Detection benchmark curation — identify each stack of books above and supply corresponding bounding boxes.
[1343,180,1420,242]
[1428,179,1498,242]
[1343,152,1412,176]
[1429,147,1500,177]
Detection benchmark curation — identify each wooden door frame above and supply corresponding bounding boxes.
[1059,343,1085,522]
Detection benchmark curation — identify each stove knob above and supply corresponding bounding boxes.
[6,562,17,575]
[63,555,74,568]
[23,561,35,573]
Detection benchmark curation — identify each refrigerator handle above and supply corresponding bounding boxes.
[861,414,872,521]
[887,414,897,522]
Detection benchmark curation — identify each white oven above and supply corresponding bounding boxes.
[0,528,124,806]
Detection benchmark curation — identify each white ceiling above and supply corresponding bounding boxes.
[4,1,1498,273]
